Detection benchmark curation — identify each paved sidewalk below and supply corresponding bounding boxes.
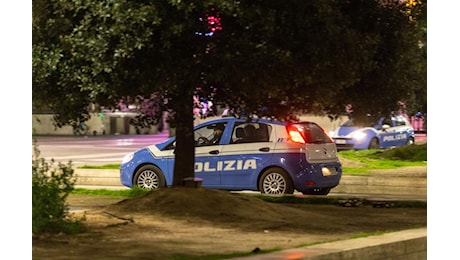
[231,228,427,260]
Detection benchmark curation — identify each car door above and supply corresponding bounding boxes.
[391,116,413,146]
[194,122,227,187]
[218,122,275,189]
[377,116,399,148]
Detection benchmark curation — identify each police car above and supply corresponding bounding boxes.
[120,117,342,195]
[329,114,415,150]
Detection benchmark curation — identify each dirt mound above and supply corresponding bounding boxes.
[107,187,330,231]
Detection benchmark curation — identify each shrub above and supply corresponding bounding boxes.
[32,140,83,235]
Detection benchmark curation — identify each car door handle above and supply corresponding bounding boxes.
[209,150,220,155]
[259,147,270,152]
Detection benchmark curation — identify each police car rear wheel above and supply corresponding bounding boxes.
[134,165,166,190]
[259,168,294,195]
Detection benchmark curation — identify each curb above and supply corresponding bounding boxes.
[73,169,427,199]
[333,175,426,197]
[74,169,122,187]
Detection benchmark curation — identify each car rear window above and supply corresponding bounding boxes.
[293,122,333,144]
[231,122,272,143]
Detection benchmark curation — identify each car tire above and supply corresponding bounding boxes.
[406,137,415,146]
[302,188,331,195]
[368,138,380,149]
[133,165,166,190]
[259,167,294,195]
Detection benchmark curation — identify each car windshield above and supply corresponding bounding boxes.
[341,117,377,128]
[341,114,410,129]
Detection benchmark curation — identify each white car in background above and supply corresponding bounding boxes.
[329,115,415,150]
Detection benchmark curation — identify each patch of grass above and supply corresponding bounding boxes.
[339,144,427,174]
[78,164,120,169]
[72,186,150,197]
[368,144,427,161]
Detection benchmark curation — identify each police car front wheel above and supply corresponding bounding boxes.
[368,138,380,149]
[134,165,166,190]
[406,138,415,145]
[259,168,294,195]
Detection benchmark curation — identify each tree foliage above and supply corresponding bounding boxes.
[206,1,381,119]
[33,0,427,184]
[332,0,427,122]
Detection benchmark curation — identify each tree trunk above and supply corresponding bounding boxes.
[171,86,196,186]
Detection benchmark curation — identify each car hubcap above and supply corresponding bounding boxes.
[263,172,286,195]
[138,170,159,189]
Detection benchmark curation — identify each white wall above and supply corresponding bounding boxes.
[32,112,158,135]
[32,113,346,135]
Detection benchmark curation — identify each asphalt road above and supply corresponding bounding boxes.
[33,131,171,167]
[414,133,427,144]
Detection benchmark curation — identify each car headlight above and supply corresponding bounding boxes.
[122,152,134,164]
[328,130,335,137]
[352,131,367,141]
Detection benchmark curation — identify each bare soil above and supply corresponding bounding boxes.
[32,187,427,260]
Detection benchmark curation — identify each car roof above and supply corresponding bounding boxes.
[194,117,316,128]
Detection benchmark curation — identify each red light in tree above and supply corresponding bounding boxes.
[202,7,222,37]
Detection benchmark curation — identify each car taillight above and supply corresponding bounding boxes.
[287,125,306,144]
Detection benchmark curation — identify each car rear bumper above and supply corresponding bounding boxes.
[335,143,355,150]
[292,163,342,193]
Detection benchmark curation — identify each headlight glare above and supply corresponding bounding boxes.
[122,153,134,164]
[353,132,367,141]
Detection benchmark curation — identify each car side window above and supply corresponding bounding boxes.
[381,117,393,126]
[164,141,176,150]
[231,123,271,144]
[394,116,407,126]
[194,122,227,146]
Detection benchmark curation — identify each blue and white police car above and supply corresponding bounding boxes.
[329,114,415,150]
[120,117,342,195]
